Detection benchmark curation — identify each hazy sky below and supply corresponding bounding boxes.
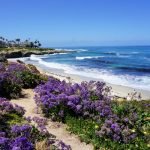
[0,0,150,47]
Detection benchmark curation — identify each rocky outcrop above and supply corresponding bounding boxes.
[17,60,25,64]
[0,49,74,58]
[0,55,7,62]
[5,51,23,58]
[26,64,40,74]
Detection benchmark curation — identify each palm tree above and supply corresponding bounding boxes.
[30,42,34,48]
[38,43,41,47]
[0,36,6,47]
[16,38,21,46]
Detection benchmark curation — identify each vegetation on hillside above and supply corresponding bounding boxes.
[0,62,149,149]
[0,62,71,149]
[0,36,42,49]
[35,78,150,149]
[0,62,48,99]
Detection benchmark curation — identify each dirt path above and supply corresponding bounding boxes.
[11,89,93,150]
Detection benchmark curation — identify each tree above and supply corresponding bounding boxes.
[30,42,34,48]
[0,36,6,48]
[0,37,42,48]
[38,43,42,47]
[16,38,21,46]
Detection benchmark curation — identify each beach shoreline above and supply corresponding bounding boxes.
[37,66,150,100]
[8,57,150,100]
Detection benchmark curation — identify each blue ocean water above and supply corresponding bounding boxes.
[29,46,150,91]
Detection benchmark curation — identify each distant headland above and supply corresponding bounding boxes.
[0,36,71,59]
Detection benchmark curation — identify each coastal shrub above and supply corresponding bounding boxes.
[34,78,150,149]
[6,62,46,89]
[0,98,71,150]
[35,79,112,121]
[0,63,24,98]
[0,62,47,98]
[0,63,22,98]
[0,97,25,132]
[19,70,45,88]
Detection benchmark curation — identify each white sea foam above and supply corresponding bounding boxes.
[116,54,131,58]
[51,53,67,55]
[114,52,131,58]
[55,48,62,51]
[132,52,139,54]
[8,57,30,62]
[102,52,131,58]
[55,48,75,51]
[144,57,150,61]
[55,48,88,52]
[65,67,150,91]
[50,53,57,55]
[77,49,88,52]
[30,53,67,61]
[58,53,68,55]
[76,56,104,60]
[30,55,46,61]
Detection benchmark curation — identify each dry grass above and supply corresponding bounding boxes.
[35,140,54,150]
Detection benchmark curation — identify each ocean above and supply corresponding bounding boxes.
[24,46,150,91]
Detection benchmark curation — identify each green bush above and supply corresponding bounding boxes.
[0,78,22,99]
[0,62,48,99]
[18,71,46,89]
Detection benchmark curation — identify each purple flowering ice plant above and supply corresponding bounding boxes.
[0,63,24,98]
[0,97,25,116]
[95,113,138,143]
[34,78,112,121]
[34,77,141,144]
[0,62,44,98]
[0,98,32,150]
[0,124,34,150]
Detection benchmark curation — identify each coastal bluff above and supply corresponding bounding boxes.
[0,48,74,59]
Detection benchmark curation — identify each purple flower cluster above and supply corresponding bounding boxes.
[0,63,25,98]
[32,116,48,134]
[57,140,72,150]
[0,124,34,150]
[96,114,138,143]
[1,122,71,150]
[11,125,32,138]
[0,97,25,116]
[0,63,6,73]
[0,137,10,150]
[0,62,44,98]
[10,137,33,150]
[34,78,112,121]
[0,98,35,149]
[8,62,27,71]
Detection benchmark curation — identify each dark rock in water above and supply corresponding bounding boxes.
[0,55,7,62]
[27,64,40,74]
[17,60,25,64]
[23,52,34,57]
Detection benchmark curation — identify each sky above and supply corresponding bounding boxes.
[0,0,150,47]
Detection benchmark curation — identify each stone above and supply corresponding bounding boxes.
[0,55,7,62]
